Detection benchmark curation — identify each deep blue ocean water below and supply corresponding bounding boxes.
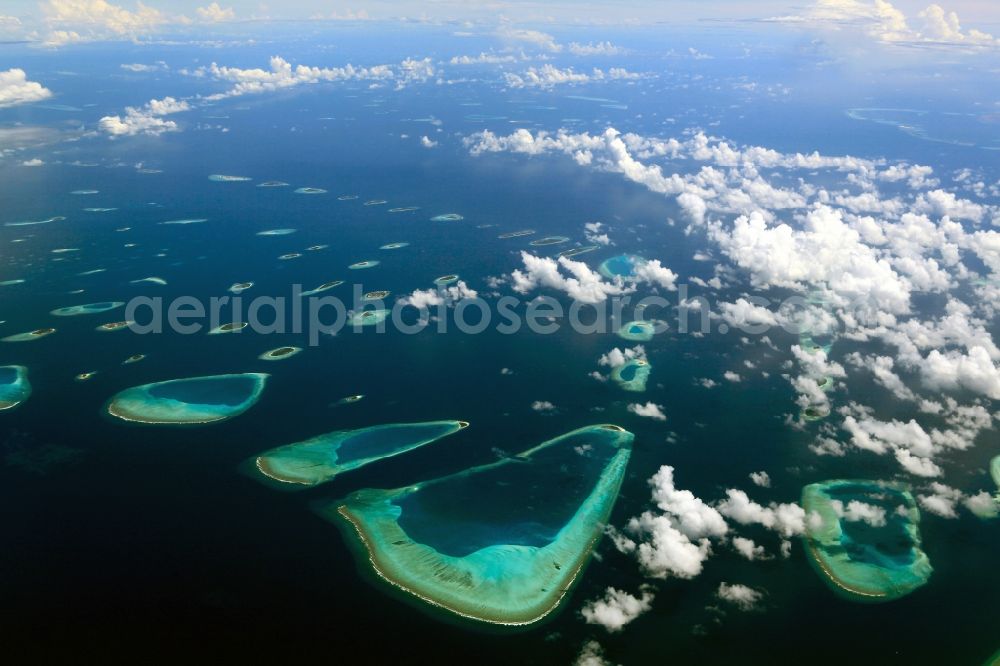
[1,24,998,664]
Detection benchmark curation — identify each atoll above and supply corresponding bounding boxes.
[258,346,303,361]
[321,424,634,625]
[50,301,125,317]
[106,373,269,425]
[0,365,31,410]
[611,359,650,392]
[253,420,468,488]
[350,309,390,327]
[616,320,659,342]
[529,236,570,247]
[431,213,464,222]
[2,328,56,342]
[802,479,932,602]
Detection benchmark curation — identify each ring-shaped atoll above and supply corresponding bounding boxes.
[295,187,327,195]
[991,455,1000,491]
[802,479,932,602]
[319,424,634,625]
[380,242,410,250]
[258,346,302,361]
[229,282,253,294]
[529,236,571,247]
[431,213,464,222]
[106,373,269,425]
[256,228,297,236]
[611,358,650,392]
[599,254,646,280]
[433,274,459,286]
[252,420,468,488]
[349,260,380,270]
[616,320,661,342]
[498,230,535,239]
[363,290,391,301]
[51,301,125,317]
[208,322,249,335]
[0,365,31,410]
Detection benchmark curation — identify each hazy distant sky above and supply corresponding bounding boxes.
[2,0,997,25]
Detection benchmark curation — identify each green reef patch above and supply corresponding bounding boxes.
[252,420,468,488]
[320,424,633,625]
[802,479,932,602]
[106,373,268,425]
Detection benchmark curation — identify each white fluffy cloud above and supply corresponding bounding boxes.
[195,3,235,22]
[716,583,764,611]
[581,586,655,632]
[769,1,999,50]
[0,69,53,108]
[42,0,168,43]
[98,96,189,136]
[628,402,667,421]
[399,281,477,309]
[717,489,807,537]
[504,65,641,89]
[201,55,434,100]
[568,41,626,56]
[510,252,676,304]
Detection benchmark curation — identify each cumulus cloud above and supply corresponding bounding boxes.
[628,402,667,420]
[496,27,562,52]
[716,583,764,611]
[648,466,728,540]
[420,135,437,148]
[201,55,435,100]
[42,0,168,43]
[399,281,477,309]
[575,641,616,666]
[510,252,676,304]
[580,586,655,632]
[531,400,556,412]
[98,96,189,136]
[449,52,520,65]
[717,489,807,537]
[610,466,729,580]
[749,471,771,488]
[610,512,712,579]
[568,41,627,56]
[0,69,53,108]
[511,252,632,304]
[195,3,235,22]
[768,0,1000,50]
[731,536,768,560]
[504,65,641,89]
